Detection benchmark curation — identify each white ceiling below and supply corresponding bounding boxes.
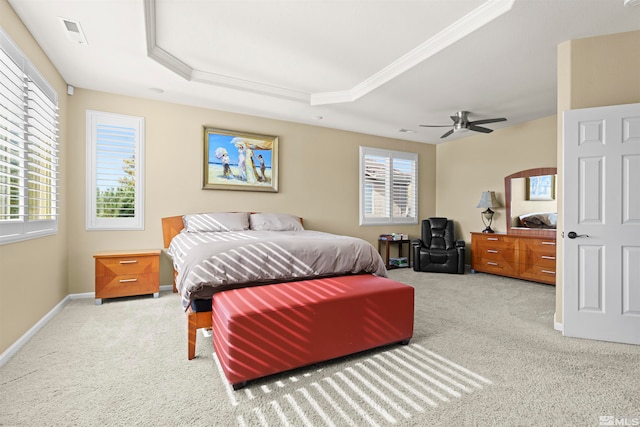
[8,0,640,144]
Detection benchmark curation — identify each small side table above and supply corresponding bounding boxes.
[94,249,160,305]
[378,238,411,269]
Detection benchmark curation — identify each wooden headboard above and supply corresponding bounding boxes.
[161,213,304,248]
[161,216,185,248]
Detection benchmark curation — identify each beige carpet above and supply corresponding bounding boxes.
[1,269,639,427]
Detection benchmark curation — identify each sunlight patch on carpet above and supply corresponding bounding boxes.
[214,343,492,426]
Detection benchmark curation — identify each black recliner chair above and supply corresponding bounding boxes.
[412,217,465,274]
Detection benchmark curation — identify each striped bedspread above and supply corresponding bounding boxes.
[167,230,387,310]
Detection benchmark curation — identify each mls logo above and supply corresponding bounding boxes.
[600,416,640,426]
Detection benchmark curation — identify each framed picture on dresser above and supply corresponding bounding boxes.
[526,174,555,201]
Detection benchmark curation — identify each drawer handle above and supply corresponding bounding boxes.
[487,238,499,241]
[541,256,556,260]
[119,260,138,264]
[541,242,556,246]
[487,250,498,253]
[487,262,498,266]
[119,278,138,283]
[541,270,555,275]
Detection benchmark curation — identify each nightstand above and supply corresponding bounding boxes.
[94,249,161,305]
[377,238,411,269]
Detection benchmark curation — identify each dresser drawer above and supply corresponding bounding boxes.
[474,245,517,263]
[519,264,556,284]
[472,233,517,249]
[520,238,557,255]
[472,257,519,276]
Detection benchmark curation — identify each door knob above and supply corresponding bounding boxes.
[567,231,589,239]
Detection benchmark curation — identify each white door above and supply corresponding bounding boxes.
[563,102,640,345]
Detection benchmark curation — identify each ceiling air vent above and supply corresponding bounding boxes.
[59,17,88,45]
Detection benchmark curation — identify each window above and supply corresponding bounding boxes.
[359,147,418,225]
[86,110,144,230]
[0,28,59,245]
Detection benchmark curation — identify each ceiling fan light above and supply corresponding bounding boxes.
[624,0,640,6]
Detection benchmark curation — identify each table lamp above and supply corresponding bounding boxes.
[476,191,501,233]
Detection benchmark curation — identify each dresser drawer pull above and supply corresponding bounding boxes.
[541,270,555,275]
[541,256,556,260]
[487,238,499,241]
[541,241,556,246]
[119,260,138,264]
[487,250,498,253]
[487,262,498,266]
[119,278,138,283]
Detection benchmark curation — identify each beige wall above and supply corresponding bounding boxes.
[555,29,640,323]
[0,0,69,354]
[435,115,558,261]
[65,89,437,295]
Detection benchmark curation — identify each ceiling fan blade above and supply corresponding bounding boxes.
[469,125,494,133]
[419,124,452,127]
[469,118,507,126]
[440,129,455,138]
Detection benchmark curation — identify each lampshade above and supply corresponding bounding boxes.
[476,191,501,209]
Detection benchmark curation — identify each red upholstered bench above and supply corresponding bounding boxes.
[211,274,414,390]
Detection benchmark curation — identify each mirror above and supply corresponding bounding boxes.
[504,167,557,238]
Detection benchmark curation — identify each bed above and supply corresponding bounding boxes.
[161,212,388,359]
[518,212,557,229]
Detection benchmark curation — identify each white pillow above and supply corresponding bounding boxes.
[183,212,250,232]
[250,213,304,231]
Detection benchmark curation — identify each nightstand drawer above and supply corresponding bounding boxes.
[96,255,158,277]
[95,273,159,299]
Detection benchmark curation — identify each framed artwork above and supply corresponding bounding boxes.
[526,175,555,201]
[203,127,278,192]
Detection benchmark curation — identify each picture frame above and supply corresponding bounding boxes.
[203,127,278,192]
[526,175,555,201]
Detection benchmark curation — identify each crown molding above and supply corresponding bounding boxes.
[191,70,310,102]
[311,0,515,105]
[144,0,514,106]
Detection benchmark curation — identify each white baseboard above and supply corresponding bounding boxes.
[553,312,563,332]
[0,286,173,368]
[69,292,94,299]
[0,295,71,368]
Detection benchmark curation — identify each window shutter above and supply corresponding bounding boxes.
[0,28,59,244]
[26,80,59,222]
[360,147,418,225]
[87,111,144,230]
[363,152,390,220]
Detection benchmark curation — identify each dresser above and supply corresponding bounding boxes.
[94,249,161,304]
[470,232,556,285]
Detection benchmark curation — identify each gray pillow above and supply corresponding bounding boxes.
[249,213,304,231]
[183,212,250,232]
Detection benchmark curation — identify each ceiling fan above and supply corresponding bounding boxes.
[420,111,507,139]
